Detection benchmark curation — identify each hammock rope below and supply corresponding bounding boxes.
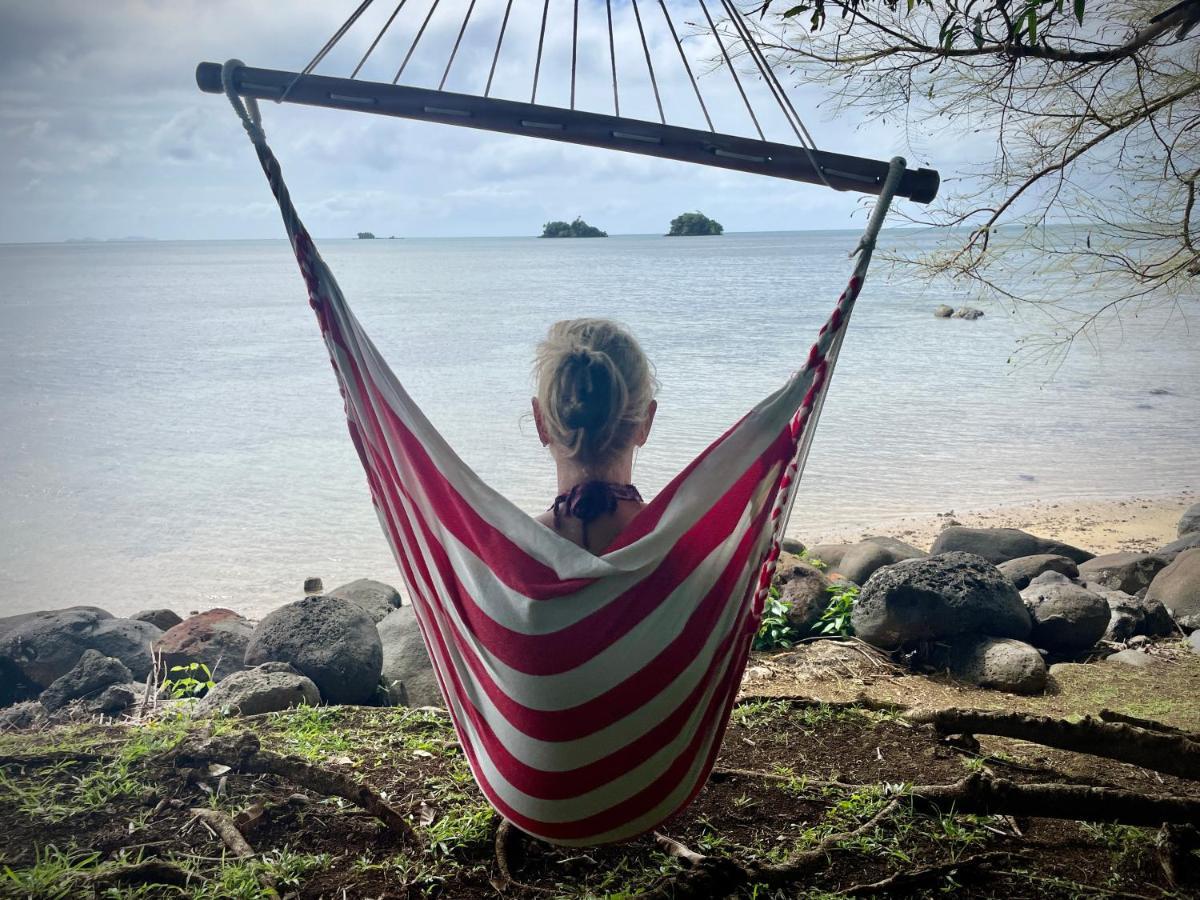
[217,55,905,844]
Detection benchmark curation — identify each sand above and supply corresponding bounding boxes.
[809,490,1196,555]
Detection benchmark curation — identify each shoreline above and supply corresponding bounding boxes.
[803,490,1195,556]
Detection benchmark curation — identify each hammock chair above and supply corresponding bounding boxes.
[203,1,938,847]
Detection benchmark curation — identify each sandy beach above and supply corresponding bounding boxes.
[810,490,1196,556]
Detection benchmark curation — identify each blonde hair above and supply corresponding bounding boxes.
[534,319,656,467]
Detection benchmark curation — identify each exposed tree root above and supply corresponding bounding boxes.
[89,860,199,890]
[835,850,1014,896]
[492,819,557,895]
[170,731,420,846]
[735,693,908,714]
[190,807,254,857]
[1099,709,1199,738]
[908,708,1200,781]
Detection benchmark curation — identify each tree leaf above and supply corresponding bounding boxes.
[1074,0,1085,24]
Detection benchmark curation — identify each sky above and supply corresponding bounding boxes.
[0,0,977,242]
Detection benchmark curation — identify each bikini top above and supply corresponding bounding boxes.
[551,481,643,550]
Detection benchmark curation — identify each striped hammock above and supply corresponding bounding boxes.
[219,62,904,846]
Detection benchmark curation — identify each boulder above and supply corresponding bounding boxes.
[1019,575,1109,652]
[40,650,132,713]
[198,666,320,716]
[805,543,851,572]
[952,307,985,320]
[245,596,383,705]
[1078,552,1166,595]
[1154,532,1200,566]
[154,609,253,682]
[852,552,1031,647]
[132,609,183,631]
[378,605,442,708]
[780,538,806,555]
[1179,502,1200,538]
[1145,548,1200,631]
[0,701,47,731]
[88,682,141,715]
[934,636,1046,694]
[773,556,834,633]
[836,537,927,585]
[996,554,1079,590]
[327,579,403,624]
[1188,630,1200,655]
[1104,649,1155,669]
[0,608,158,688]
[930,526,1093,565]
[933,304,954,318]
[1100,590,1175,642]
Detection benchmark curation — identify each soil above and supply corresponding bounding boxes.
[3,640,1199,899]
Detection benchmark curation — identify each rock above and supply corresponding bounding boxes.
[198,666,320,716]
[88,682,141,715]
[132,609,183,631]
[852,552,1031,647]
[1145,548,1200,631]
[327,579,403,624]
[930,526,1094,565]
[40,650,132,713]
[1104,649,1155,668]
[245,596,383,705]
[805,543,851,571]
[1078,552,1166,595]
[0,701,47,731]
[154,609,253,682]
[1179,502,1200,537]
[933,304,954,318]
[780,537,806,555]
[1100,590,1175,642]
[1188,631,1200,654]
[836,537,926,585]
[935,635,1046,694]
[0,608,158,689]
[773,555,833,633]
[0,657,39,708]
[378,605,442,708]
[1019,579,1109,652]
[1154,531,1200,566]
[952,306,985,320]
[996,554,1079,590]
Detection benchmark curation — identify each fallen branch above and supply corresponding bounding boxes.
[836,850,1014,896]
[1099,709,1198,739]
[171,731,419,846]
[190,807,254,857]
[908,708,1200,781]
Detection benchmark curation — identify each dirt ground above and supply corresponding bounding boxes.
[2,638,1198,899]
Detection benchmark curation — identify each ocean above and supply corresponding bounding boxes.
[2,231,1197,618]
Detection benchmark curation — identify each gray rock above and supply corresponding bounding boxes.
[935,635,1046,694]
[1154,532,1200,566]
[1100,590,1175,642]
[132,609,183,631]
[0,701,47,731]
[378,605,442,708]
[930,526,1093,565]
[805,543,851,572]
[1078,552,1166,595]
[327,579,403,624]
[952,306,985,320]
[774,556,834,633]
[245,596,383,705]
[1104,649,1155,668]
[40,649,132,713]
[154,609,253,682]
[852,552,1031,647]
[1145,548,1200,631]
[997,554,1079,590]
[198,667,320,716]
[0,608,157,689]
[88,682,141,715]
[1188,631,1200,654]
[837,537,927,585]
[780,538,806,555]
[1179,502,1200,538]
[1019,579,1109,653]
[933,304,954,318]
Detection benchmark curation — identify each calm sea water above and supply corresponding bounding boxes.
[2,232,1197,618]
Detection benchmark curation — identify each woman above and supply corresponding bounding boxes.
[530,318,658,553]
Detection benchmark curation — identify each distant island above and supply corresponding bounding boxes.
[667,212,723,236]
[357,232,376,240]
[541,218,607,238]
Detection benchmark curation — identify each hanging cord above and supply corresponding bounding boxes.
[485,0,516,97]
[531,0,553,103]
[571,0,580,109]
[606,0,621,116]
[698,0,764,141]
[281,0,376,102]
[351,0,410,79]
[393,0,443,84]
[632,0,666,124]
[658,0,715,131]
[440,0,479,90]
[222,60,266,146]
